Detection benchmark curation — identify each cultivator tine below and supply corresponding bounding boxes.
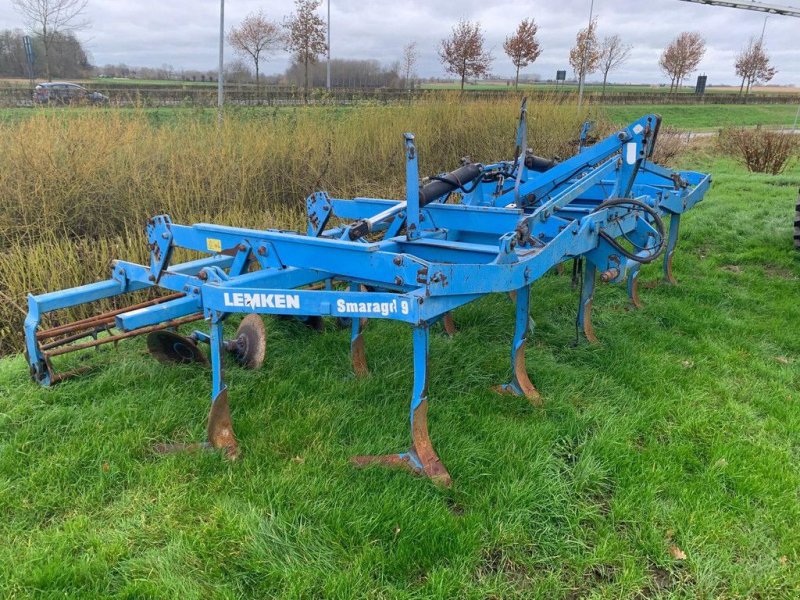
[578,261,599,344]
[152,389,238,459]
[495,285,541,404]
[207,387,239,459]
[627,267,643,309]
[352,326,451,486]
[442,312,457,337]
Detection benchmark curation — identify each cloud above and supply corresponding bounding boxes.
[1,0,797,85]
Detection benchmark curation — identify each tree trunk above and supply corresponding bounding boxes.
[514,64,520,90]
[255,60,260,103]
[42,26,51,82]
[304,56,309,101]
[460,59,466,90]
[601,70,609,100]
[739,77,745,96]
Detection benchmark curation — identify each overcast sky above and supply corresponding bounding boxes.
[1,0,798,85]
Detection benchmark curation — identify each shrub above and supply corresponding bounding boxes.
[719,127,798,175]
[650,125,690,167]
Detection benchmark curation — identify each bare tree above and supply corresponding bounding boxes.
[598,34,631,98]
[228,11,282,91]
[11,0,88,81]
[659,32,705,93]
[569,18,601,84]
[735,37,776,96]
[503,18,542,90]
[284,0,327,96]
[438,19,493,90]
[401,41,418,90]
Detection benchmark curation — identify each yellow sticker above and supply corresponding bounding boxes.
[206,238,222,252]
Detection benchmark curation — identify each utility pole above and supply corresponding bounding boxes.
[326,0,331,90]
[577,0,595,110]
[217,0,224,127]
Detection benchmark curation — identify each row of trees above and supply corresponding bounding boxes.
[228,0,326,93]
[658,31,777,95]
[8,0,779,97]
[439,18,631,93]
[11,0,88,81]
[438,17,777,95]
[0,28,89,79]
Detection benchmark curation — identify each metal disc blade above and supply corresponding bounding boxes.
[147,330,208,366]
[230,314,266,369]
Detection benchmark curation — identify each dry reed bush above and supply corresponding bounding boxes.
[718,127,798,175]
[0,96,586,354]
[650,126,690,167]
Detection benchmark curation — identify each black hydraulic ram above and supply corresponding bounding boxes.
[348,163,483,240]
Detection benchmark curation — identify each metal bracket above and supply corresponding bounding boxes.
[306,191,333,237]
[147,215,173,282]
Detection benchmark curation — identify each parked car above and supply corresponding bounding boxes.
[33,82,109,105]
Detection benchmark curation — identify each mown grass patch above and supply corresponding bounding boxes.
[602,104,800,130]
[1,153,799,597]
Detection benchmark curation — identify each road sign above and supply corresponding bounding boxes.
[695,75,708,95]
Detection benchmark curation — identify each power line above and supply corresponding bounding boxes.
[677,0,800,17]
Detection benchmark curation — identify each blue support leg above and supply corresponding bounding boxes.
[350,316,368,377]
[577,260,599,344]
[495,284,541,404]
[663,214,681,285]
[351,325,451,486]
[207,318,238,458]
[349,283,368,377]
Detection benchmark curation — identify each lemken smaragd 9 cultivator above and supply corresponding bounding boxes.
[24,101,710,486]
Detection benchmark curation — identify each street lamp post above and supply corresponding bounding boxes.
[326,0,331,90]
[217,0,224,127]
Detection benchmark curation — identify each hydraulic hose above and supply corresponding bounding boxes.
[591,198,666,264]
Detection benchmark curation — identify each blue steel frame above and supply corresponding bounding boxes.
[24,109,711,486]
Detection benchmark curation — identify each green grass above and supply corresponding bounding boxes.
[2,102,797,132]
[601,104,800,130]
[1,153,799,597]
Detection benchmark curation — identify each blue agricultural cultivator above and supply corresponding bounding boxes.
[24,100,710,486]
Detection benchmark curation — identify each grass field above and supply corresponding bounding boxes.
[1,147,799,596]
[0,102,797,132]
[602,104,800,130]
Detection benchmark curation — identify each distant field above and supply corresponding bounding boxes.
[420,81,800,95]
[601,104,800,130]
